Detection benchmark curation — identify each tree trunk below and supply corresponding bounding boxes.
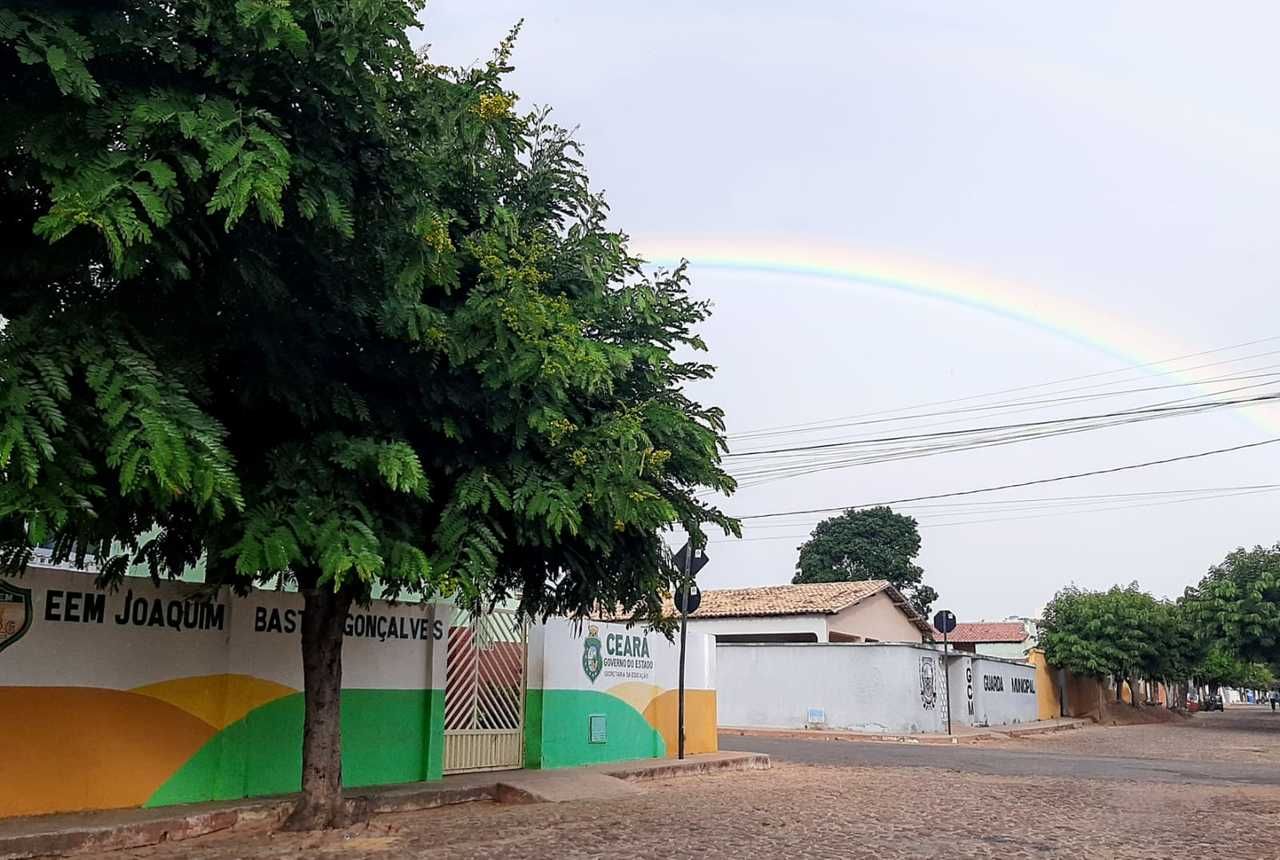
[282,587,354,831]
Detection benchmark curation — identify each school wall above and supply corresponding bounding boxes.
[524,618,717,768]
[717,643,952,734]
[0,568,447,819]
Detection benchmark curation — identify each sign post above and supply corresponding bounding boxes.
[673,540,707,760]
[933,609,957,736]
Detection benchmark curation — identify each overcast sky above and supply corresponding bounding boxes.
[419,2,1280,620]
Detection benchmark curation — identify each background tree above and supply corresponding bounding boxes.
[1,1,735,829]
[792,506,936,616]
[1040,584,1163,704]
[1183,544,1280,667]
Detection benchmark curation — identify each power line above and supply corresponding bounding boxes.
[736,483,1280,529]
[716,485,1280,541]
[727,391,1280,458]
[729,335,1280,440]
[733,437,1280,521]
[728,365,1280,447]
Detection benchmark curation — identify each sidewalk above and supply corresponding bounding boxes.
[0,752,769,860]
[721,717,1090,746]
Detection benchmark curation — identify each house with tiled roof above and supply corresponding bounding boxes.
[676,580,933,644]
[933,619,1036,659]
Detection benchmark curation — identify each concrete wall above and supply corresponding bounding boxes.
[1026,649,1063,720]
[1,567,447,819]
[717,643,952,734]
[526,619,716,769]
[828,591,924,643]
[969,656,1038,726]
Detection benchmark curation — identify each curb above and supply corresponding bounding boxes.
[0,786,495,860]
[720,727,998,745]
[0,803,292,860]
[603,753,771,781]
[997,719,1091,738]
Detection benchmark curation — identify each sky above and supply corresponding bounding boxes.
[418,2,1280,620]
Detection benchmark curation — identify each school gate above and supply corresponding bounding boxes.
[443,609,527,773]
[0,567,717,818]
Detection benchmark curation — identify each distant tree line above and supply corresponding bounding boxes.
[1040,544,1280,706]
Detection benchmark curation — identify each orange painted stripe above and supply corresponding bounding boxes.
[0,687,217,817]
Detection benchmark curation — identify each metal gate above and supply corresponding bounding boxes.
[443,609,527,773]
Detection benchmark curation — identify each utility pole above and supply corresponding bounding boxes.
[933,609,956,736]
[943,624,952,736]
[677,535,692,760]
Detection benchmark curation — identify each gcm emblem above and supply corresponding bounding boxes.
[965,666,974,716]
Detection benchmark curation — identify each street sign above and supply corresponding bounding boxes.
[674,540,709,762]
[673,583,702,615]
[932,608,957,737]
[673,543,709,577]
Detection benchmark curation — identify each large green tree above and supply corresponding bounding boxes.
[1183,544,1280,666]
[791,506,936,616]
[0,1,735,828]
[1040,584,1162,702]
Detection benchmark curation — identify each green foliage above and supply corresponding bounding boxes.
[1183,544,1280,666]
[0,1,737,626]
[1040,584,1173,681]
[791,506,936,616]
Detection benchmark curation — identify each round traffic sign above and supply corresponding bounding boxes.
[674,583,702,615]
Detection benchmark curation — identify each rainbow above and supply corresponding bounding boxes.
[632,235,1280,433]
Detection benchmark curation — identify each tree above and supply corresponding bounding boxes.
[1040,584,1164,703]
[792,506,936,615]
[1183,545,1280,666]
[0,2,736,829]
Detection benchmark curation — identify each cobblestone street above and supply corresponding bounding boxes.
[986,705,1280,764]
[121,708,1280,860]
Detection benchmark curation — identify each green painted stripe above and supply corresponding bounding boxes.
[146,689,443,807]
[524,688,544,769]
[531,689,665,769]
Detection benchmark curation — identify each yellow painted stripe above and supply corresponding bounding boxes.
[131,674,297,730]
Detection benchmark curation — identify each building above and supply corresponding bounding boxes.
[935,620,1035,659]
[679,581,934,644]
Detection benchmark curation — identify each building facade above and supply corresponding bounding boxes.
[679,581,934,644]
[0,567,716,819]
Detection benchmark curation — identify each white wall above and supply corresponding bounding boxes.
[685,613,828,642]
[529,618,715,692]
[716,643,952,734]
[969,656,1038,726]
[974,642,1029,659]
[6,566,446,691]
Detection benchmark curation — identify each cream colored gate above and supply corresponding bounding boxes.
[443,608,527,773]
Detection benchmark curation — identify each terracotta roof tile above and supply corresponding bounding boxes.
[599,581,935,637]
[936,622,1028,643]
[678,580,893,618]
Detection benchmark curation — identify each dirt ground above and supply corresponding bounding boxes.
[118,759,1280,859]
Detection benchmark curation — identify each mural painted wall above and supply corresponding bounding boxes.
[525,618,717,768]
[0,568,447,818]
